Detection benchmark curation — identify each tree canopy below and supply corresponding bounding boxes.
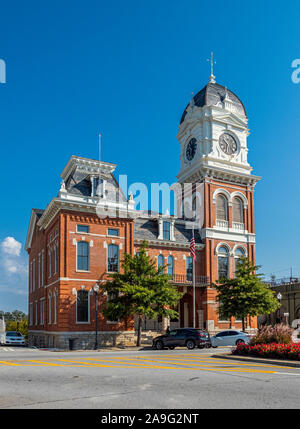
[102,240,183,345]
[213,257,280,330]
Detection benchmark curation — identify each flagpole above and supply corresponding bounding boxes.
[192,227,196,328]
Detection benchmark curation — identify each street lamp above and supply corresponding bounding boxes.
[92,284,100,350]
[276,292,282,324]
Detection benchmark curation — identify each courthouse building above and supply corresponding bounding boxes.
[25,74,260,348]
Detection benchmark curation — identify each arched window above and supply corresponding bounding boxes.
[232,197,244,223]
[216,195,228,221]
[157,254,164,272]
[77,241,89,271]
[107,244,119,272]
[167,255,174,276]
[76,289,89,323]
[218,246,229,279]
[234,247,245,272]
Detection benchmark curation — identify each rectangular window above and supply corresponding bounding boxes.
[54,293,57,324]
[77,290,89,323]
[54,246,57,274]
[49,251,52,277]
[41,250,44,286]
[107,244,119,272]
[30,262,32,292]
[163,221,170,240]
[77,241,90,271]
[29,303,33,325]
[38,253,41,288]
[77,224,89,233]
[35,301,38,325]
[32,259,35,291]
[186,256,193,282]
[40,299,45,325]
[107,228,119,236]
[218,256,229,279]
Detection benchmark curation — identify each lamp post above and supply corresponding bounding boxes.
[92,284,100,350]
[276,292,282,324]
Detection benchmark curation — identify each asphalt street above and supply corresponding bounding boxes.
[0,346,300,409]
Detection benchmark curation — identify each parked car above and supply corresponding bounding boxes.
[210,330,251,347]
[152,328,211,350]
[0,331,26,346]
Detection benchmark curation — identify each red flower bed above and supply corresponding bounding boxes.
[232,342,300,361]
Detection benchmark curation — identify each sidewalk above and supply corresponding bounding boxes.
[212,353,300,368]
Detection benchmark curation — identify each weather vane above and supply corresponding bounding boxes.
[207,52,216,83]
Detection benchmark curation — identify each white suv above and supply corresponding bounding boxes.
[0,331,26,346]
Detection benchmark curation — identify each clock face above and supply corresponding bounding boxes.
[219,133,238,155]
[186,138,197,161]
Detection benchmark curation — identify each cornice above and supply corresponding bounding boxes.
[134,238,205,250]
[60,155,117,181]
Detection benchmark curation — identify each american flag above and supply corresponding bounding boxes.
[190,229,195,260]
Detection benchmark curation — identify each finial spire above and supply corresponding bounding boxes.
[207,52,216,83]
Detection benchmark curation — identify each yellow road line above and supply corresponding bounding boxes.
[29,360,78,367]
[0,360,20,366]
[83,357,275,373]
[136,356,293,370]
[55,358,189,370]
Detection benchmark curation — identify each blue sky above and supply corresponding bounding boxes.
[0,0,300,312]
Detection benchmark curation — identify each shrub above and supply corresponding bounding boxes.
[250,324,293,345]
[232,342,300,360]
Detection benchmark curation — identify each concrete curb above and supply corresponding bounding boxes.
[212,353,300,368]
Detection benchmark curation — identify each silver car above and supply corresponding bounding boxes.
[210,330,250,347]
[0,331,26,346]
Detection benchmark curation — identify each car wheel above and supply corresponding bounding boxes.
[236,339,245,345]
[169,346,175,350]
[186,340,195,350]
[155,340,164,350]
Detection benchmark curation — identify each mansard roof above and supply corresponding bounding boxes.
[134,217,203,247]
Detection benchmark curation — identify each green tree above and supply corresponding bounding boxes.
[102,240,183,346]
[213,257,280,331]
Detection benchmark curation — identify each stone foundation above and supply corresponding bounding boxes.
[28,330,160,350]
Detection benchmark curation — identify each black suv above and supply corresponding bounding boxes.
[152,328,211,350]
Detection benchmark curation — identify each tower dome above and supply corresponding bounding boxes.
[180,82,247,124]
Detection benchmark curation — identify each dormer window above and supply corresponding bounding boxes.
[163,221,170,240]
[91,177,103,197]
